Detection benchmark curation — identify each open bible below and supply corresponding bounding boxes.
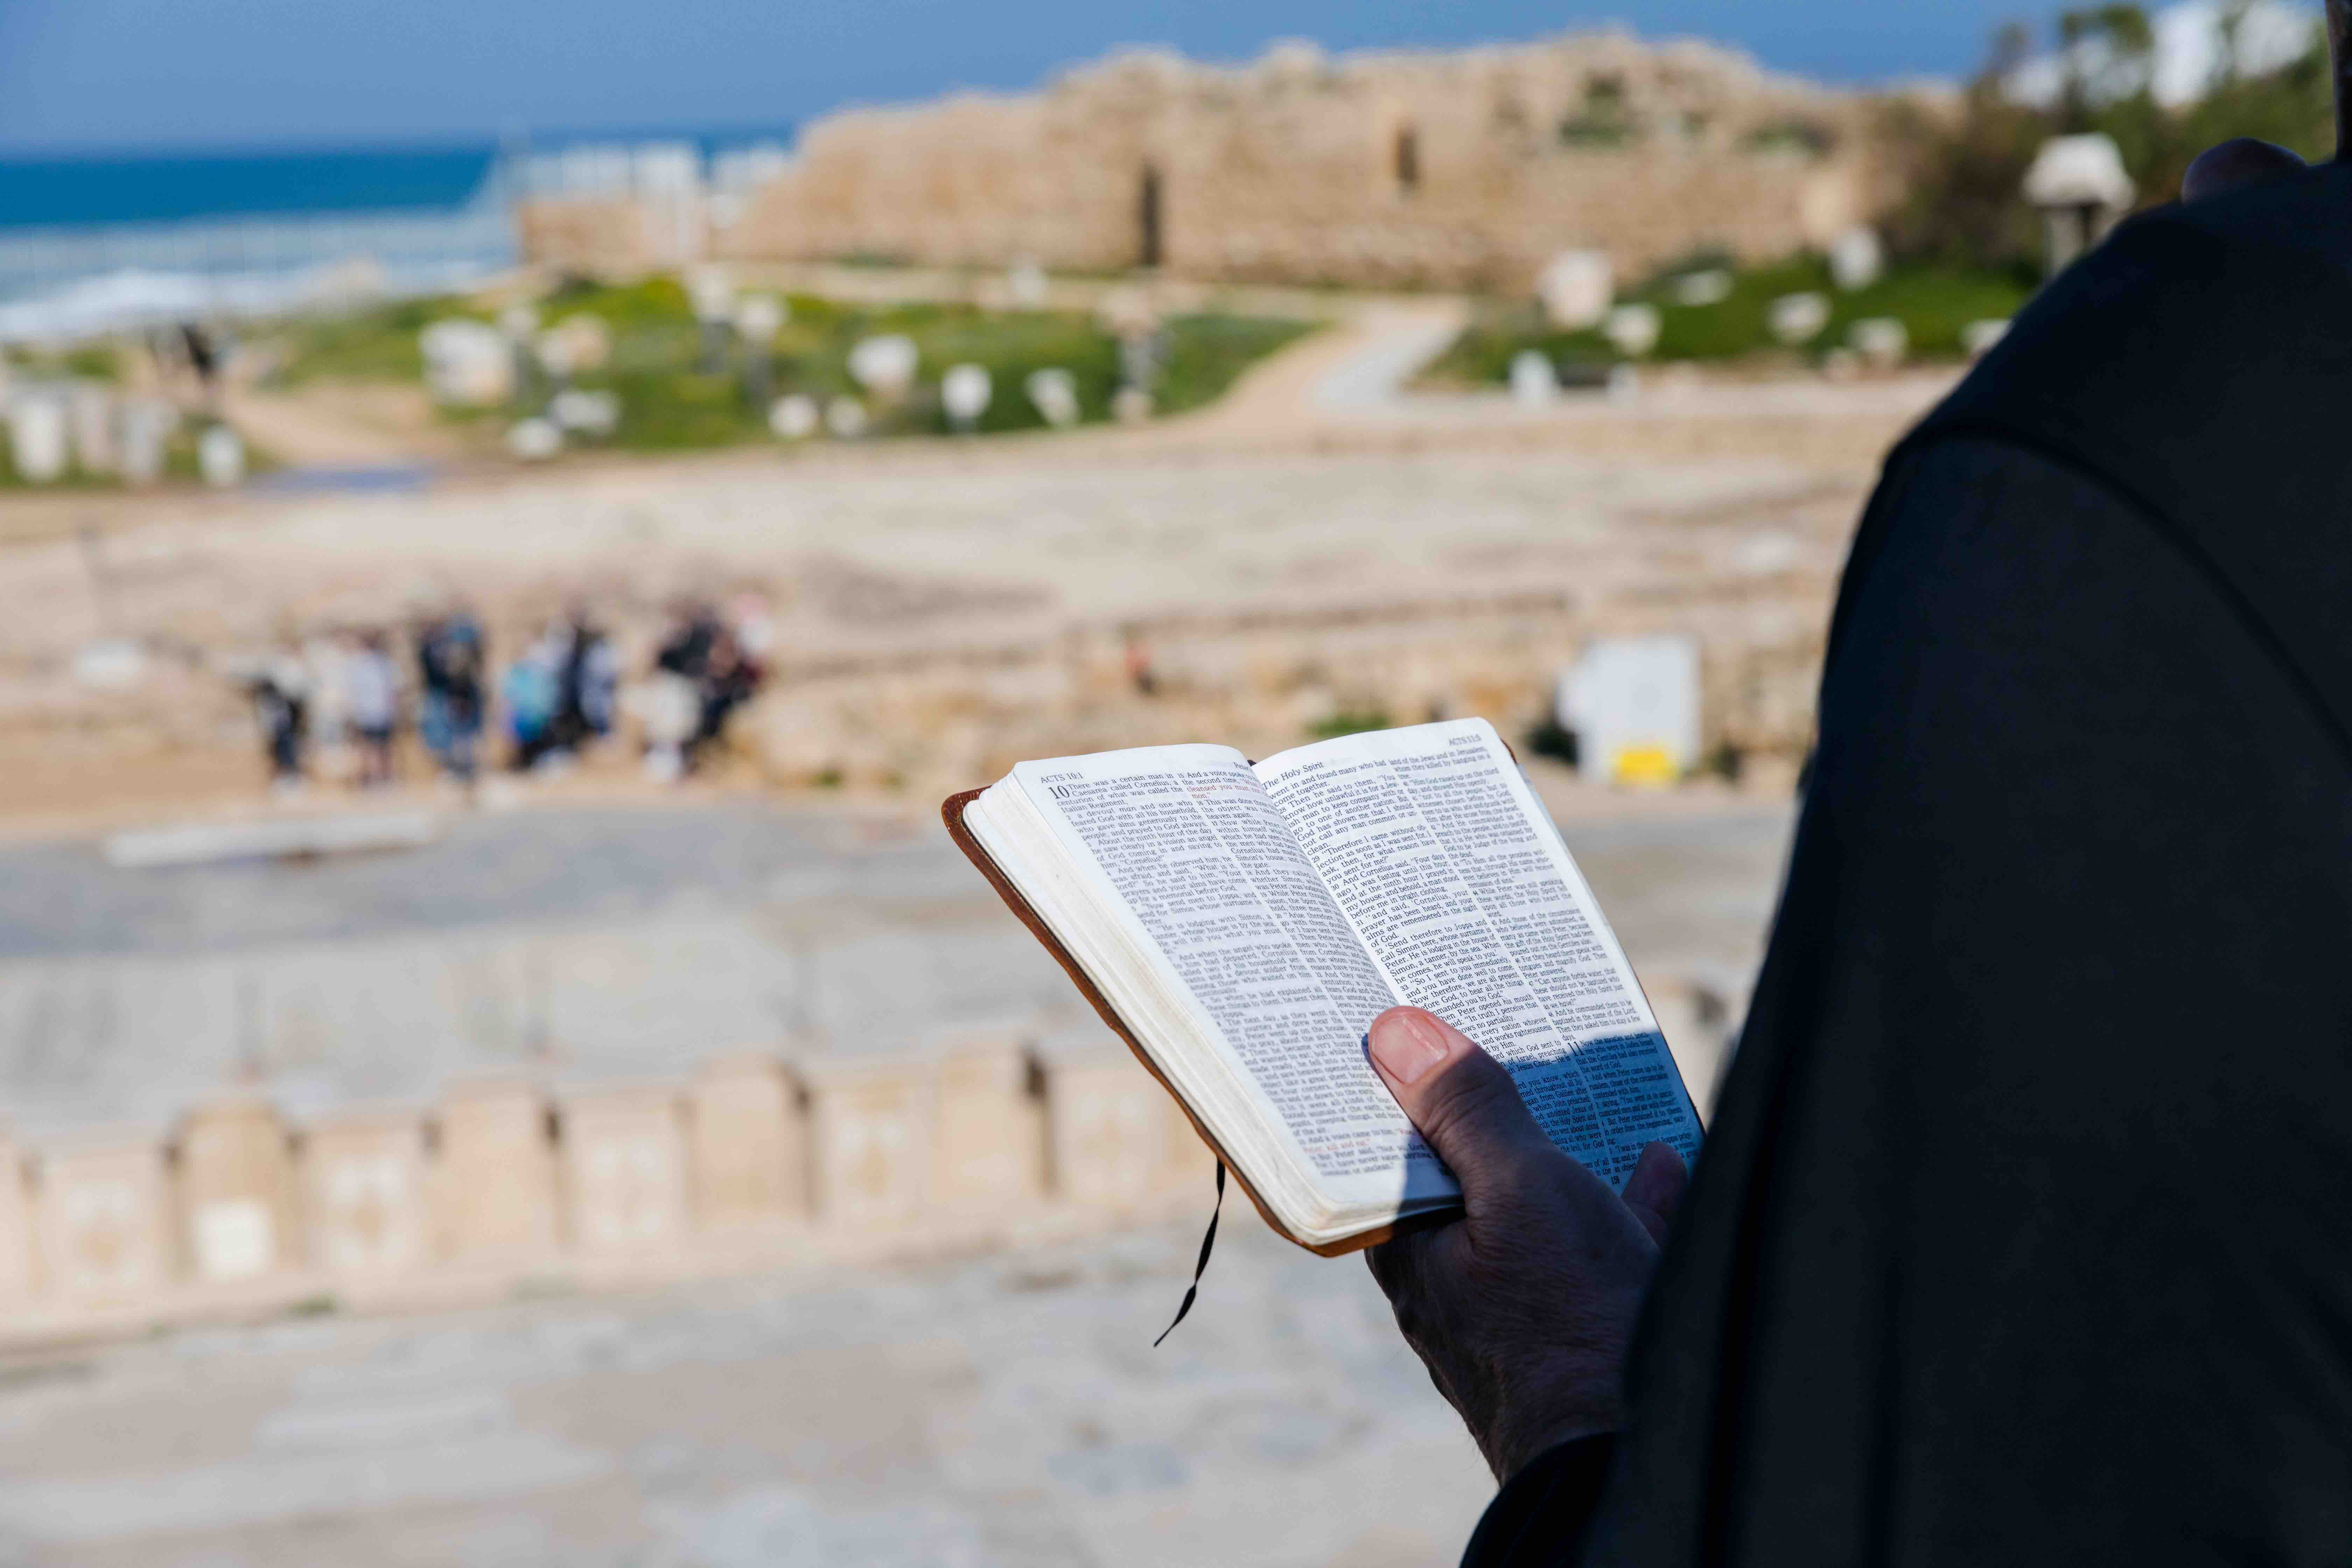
[947,718,1702,1254]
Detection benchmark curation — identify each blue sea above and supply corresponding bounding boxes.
[0,127,796,231]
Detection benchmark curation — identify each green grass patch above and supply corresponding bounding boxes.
[266,280,1312,451]
[1157,314,1316,415]
[1418,254,2035,387]
[1307,707,1394,741]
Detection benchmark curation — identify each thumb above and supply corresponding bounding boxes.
[1366,1007,1552,1205]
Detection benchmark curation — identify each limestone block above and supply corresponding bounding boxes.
[303,1110,430,1277]
[1037,1030,1213,1214]
[177,1097,300,1283]
[687,1054,807,1229]
[804,1056,933,1230]
[36,1133,175,1304]
[433,1080,559,1261]
[928,1030,1046,1218]
[558,1085,690,1254]
[0,1132,33,1303]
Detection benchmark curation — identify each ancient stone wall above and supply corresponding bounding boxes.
[674,34,1907,289]
[0,1034,1208,1338]
[0,971,1736,1338]
[741,592,1825,802]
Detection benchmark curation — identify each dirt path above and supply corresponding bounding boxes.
[224,382,462,469]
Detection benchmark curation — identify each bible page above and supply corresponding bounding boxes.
[1003,746,1454,1208]
[1258,719,1702,1184]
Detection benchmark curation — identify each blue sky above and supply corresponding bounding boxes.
[0,0,2054,154]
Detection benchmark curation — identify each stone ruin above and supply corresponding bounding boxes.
[0,1029,1215,1338]
[523,32,1926,290]
[0,993,1736,1338]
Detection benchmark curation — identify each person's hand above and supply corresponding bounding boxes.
[1362,1006,1688,1482]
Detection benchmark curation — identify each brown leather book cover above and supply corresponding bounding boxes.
[943,786,1432,1257]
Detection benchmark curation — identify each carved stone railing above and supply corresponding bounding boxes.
[0,1026,1211,1341]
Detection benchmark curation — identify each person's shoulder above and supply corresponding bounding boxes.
[1914,161,2352,491]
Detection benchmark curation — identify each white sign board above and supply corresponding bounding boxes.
[1560,635,1701,786]
[1536,250,1612,329]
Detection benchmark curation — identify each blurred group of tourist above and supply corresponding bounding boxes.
[240,598,768,795]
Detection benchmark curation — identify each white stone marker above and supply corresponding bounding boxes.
[1962,318,2011,358]
[768,393,820,440]
[1603,303,1661,358]
[940,363,992,430]
[506,418,562,461]
[178,1096,299,1283]
[733,293,786,346]
[824,395,869,439]
[1848,316,1909,369]
[549,389,619,437]
[547,313,611,373]
[1766,292,1829,345]
[2023,133,2135,272]
[118,398,177,485]
[1008,259,1049,308]
[420,319,514,406]
[1828,225,1884,290]
[197,424,245,487]
[1670,268,1732,306]
[687,266,734,326]
[1560,634,1702,787]
[7,392,68,483]
[1024,368,1080,428]
[72,638,145,690]
[1508,349,1556,407]
[847,334,919,398]
[1536,250,1613,329]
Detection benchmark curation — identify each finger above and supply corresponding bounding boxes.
[1620,1141,1689,1245]
[2180,138,2305,203]
[1365,1007,1552,1206]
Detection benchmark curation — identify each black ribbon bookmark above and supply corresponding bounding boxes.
[1154,1161,1226,1346]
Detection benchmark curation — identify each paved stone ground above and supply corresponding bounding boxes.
[0,309,1830,1560]
[0,778,1791,1134]
[0,1220,1496,1567]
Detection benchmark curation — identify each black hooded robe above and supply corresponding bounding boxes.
[1469,163,2352,1565]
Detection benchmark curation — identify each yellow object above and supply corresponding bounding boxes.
[1610,744,1679,788]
